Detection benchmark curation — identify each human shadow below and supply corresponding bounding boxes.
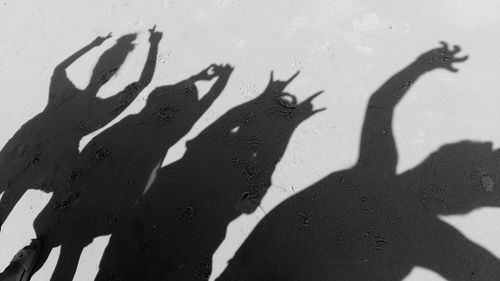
[93,71,325,281]
[0,30,157,230]
[215,43,500,281]
[32,60,234,281]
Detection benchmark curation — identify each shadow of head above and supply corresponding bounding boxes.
[403,141,500,215]
[88,33,137,90]
[262,70,299,97]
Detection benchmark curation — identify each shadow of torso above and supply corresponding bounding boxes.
[95,79,321,281]
[34,82,202,242]
[217,143,500,281]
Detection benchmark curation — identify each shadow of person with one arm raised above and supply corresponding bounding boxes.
[216,42,500,281]
[32,59,234,281]
[94,71,325,281]
[0,29,155,231]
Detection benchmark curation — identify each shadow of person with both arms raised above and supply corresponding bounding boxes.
[32,45,235,281]
[94,71,325,281]
[0,29,153,231]
[216,42,500,281]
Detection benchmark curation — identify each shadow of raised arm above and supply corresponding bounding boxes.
[49,33,112,104]
[357,41,468,174]
[197,64,234,113]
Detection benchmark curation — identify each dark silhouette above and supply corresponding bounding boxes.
[32,60,233,281]
[0,25,163,280]
[0,30,155,230]
[94,72,325,281]
[0,239,41,281]
[215,43,500,281]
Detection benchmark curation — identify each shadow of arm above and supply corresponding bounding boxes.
[357,61,423,173]
[357,42,467,174]
[197,64,233,114]
[49,37,108,102]
[416,220,500,281]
